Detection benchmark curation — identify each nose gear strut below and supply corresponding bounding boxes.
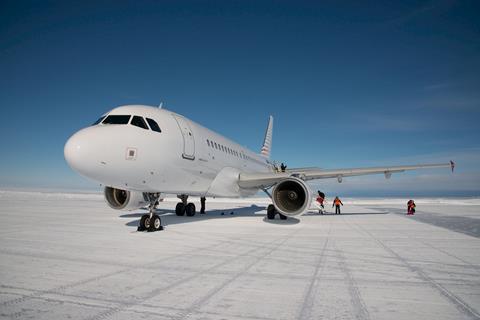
[138,193,163,232]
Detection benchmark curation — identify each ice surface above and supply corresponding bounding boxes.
[1,191,480,320]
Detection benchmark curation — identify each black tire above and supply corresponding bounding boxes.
[137,215,145,231]
[186,203,196,217]
[267,204,276,220]
[139,214,150,231]
[176,202,185,216]
[150,214,162,231]
[279,214,287,220]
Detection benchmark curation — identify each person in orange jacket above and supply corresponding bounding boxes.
[333,196,343,214]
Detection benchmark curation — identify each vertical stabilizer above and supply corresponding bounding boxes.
[260,115,273,159]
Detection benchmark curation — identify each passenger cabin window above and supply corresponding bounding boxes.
[102,115,131,124]
[92,116,105,125]
[146,118,162,133]
[131,116,149,130]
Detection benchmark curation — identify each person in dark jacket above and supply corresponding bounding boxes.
[280,163,287,172]
[332,196,343,214]
[316,191,326,214]
[200,197,206,214]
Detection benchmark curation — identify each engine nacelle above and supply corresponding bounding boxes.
[272,177,312,216]
[104,187,149,211]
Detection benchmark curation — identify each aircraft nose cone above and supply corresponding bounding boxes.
[63,132,85,170]
[64,129,92,175]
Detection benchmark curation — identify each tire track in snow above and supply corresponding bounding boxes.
[334,242,370,320]
[345,217,480,320]
[83,229,301,320]
[416,239,480,274]
[368,206,480,239]
[0,234,258,309]
[297,224,332,320]
[172,227,304,320]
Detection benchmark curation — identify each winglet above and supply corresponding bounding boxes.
[450,160,455,172]
[260,115,273,159]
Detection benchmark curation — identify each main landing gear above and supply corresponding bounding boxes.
[175,194,197,217]
[138,193,164,232]
[267,204,287,220]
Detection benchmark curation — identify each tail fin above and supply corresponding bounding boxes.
[260,115,273,159]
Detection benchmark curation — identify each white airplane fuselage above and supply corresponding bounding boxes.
[65,105,272,197]
[65,103,453,229]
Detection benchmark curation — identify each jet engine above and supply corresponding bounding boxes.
[104,187,149,211]
[272,177,312,216]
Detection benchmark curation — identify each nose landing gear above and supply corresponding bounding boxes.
[138,193,163,232]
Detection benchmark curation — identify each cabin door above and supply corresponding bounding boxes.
[173,115,195,160]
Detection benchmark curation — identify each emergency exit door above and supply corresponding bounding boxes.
[173,115,195,160]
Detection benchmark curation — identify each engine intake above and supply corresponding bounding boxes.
[272,177,311,216]
[104,187,148,211]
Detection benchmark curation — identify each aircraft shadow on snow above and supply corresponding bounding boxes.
[120,204,301,227]
[302,211,389,216]
[120,205,389,229]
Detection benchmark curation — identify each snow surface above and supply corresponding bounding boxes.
[1,191,480,320]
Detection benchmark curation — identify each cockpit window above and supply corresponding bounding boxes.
[92,116,105,126]
[146,118,162,133]
[102,115,131,124]
[131,116,149,130]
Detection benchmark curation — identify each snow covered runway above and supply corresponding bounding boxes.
[1,191,479,320]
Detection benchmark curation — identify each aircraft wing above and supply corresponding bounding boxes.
[238,161,455,189]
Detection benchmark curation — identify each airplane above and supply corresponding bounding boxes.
[64,104,455,231]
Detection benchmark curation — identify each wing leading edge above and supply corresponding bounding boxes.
[238,161,455,189]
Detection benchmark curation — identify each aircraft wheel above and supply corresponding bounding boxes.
[186,203,196,217]
[149,215,163,231]
[267,204,276,220]
[279,214,287,220]
[139,214,151,231]
[176,202,185,216]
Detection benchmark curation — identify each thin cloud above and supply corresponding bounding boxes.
[309,172,480,194]
[423,83,453,91]
[386,0,454,25]
[349,113,428,132]
[421,97,480,111]
[358,147,480,167]
[308,147,480,195]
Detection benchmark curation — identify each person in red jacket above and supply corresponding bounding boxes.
[316,191,325,214]
[333,196,343,214]
[407,200,416,215]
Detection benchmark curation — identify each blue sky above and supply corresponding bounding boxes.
[0,0,479,196]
